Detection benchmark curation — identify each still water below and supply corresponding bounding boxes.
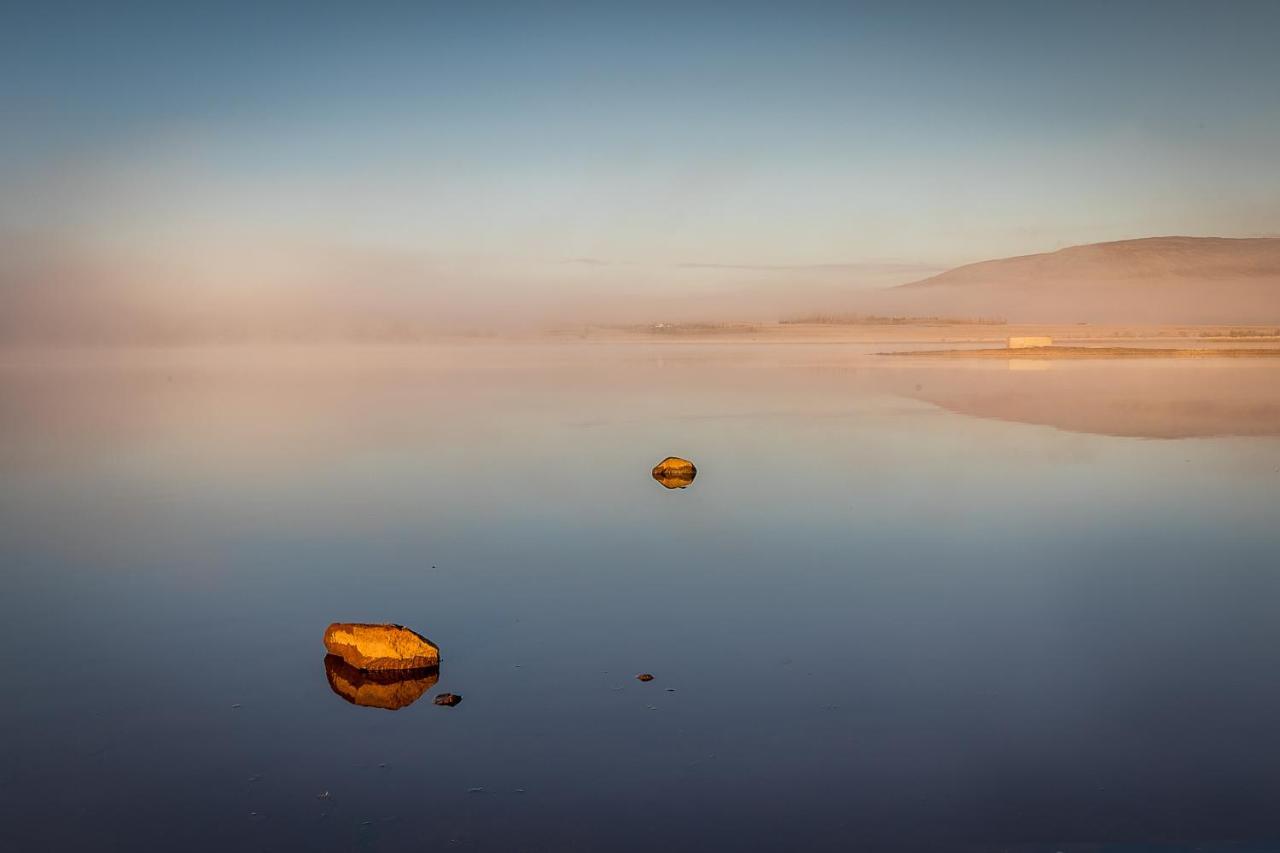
[2,344,1279,852]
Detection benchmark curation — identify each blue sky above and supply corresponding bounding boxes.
[2,1,1278,332]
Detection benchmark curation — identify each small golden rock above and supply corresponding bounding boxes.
[651,457,696,489]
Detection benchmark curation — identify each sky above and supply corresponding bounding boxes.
[2,1,1279,338]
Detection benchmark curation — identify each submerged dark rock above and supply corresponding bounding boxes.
[433,692,463,707]
[651,457,696,489]
[324,655,439,710]
[636,673,655,682]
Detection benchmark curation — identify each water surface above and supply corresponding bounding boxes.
[2,344,1279,852]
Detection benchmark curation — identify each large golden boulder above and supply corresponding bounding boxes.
[324,655,439,710]
[652,456,696,489]
[323,622,440,671]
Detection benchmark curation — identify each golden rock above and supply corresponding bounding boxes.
[323,622,440,671]
[651,456,696,489]
[324,655,438,710]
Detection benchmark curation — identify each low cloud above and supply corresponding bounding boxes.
[0,233,938,343]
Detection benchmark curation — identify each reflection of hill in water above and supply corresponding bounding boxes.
[881,362,1280,439]
[324,655,439,710]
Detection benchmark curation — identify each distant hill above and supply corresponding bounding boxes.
[882,237,1280,323]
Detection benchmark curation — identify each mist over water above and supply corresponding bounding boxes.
[0,237,949,342]
[2,343,1278,851]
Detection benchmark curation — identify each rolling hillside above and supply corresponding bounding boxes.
[883,237,1280,323]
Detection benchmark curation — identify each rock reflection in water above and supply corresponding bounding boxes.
[651,456,697,489]
[323,654,439,710]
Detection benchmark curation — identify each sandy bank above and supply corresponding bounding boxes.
[880,346,1280,359]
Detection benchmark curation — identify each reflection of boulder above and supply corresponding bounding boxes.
[324,655,439,710]
[652,456,697,489]
[323,622,440,670]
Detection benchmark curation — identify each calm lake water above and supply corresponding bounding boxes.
[2,344,1280,852]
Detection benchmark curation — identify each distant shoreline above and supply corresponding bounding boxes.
[4,322,1280,353]
[880,346,1280,359]
[544,321,1280,347]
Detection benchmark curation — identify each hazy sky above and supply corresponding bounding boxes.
[3,1,1279,337]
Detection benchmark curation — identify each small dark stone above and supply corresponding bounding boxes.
[636,673,654,682]
[433,693,463,706]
